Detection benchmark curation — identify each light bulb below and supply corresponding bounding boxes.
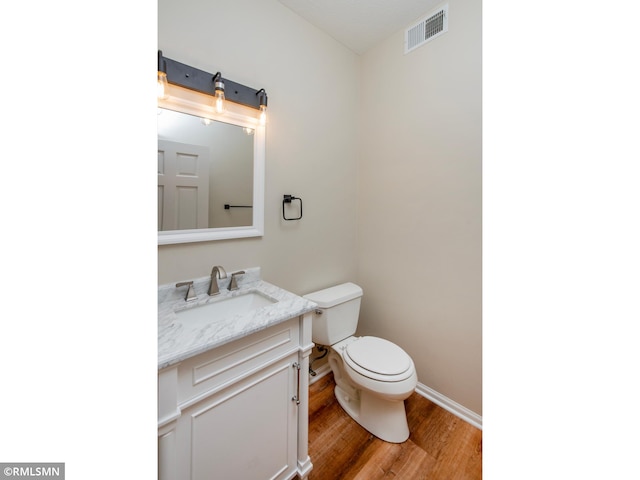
[256,89,268,126]
[214,90,226,114]
[214,74,226,114]
[157,71,169,99]
[259,105,267,126]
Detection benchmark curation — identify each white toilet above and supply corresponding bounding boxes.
[304,282,417,443]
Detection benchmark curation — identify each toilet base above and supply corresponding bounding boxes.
[334,384,410,443]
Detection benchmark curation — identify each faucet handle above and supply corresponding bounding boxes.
[229,271,246,291]
[176,281,197,301]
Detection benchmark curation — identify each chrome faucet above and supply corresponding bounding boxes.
[208,265,227,295]
[229,271,245,291]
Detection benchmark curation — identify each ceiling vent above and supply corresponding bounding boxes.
[404,4,448,54]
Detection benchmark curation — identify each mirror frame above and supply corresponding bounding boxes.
[158,84,265,245]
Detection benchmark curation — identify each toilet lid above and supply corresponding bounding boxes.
[344,336,413,380]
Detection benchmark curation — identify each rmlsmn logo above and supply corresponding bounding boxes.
[1,463,65,479]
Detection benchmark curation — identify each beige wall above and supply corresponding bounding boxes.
[158,0,360,294]
[159,0,482,415]
[357,0,482,414]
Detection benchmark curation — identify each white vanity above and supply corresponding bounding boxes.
[158,268,316,480]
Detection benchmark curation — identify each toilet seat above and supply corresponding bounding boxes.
[344,336,414,382]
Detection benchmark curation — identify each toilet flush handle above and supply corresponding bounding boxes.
[315,309,323,315]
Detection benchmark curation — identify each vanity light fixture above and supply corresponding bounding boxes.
[157,51,169,100]
[213,72,226,114]
[157,50,268,122]
[257,89,268,125]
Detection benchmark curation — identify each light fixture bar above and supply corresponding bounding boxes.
[158,50,265,110]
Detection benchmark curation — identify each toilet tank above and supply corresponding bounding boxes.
[303,283,363,346]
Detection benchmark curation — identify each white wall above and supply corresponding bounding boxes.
[158,0,360,294]
[158,0,482,415]
[357,0,482,414]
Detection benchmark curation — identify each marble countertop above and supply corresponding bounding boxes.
[158,267,317,370]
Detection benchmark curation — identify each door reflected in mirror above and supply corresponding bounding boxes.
[157,108,255,231]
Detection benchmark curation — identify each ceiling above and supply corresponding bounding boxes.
[276,0,442,55]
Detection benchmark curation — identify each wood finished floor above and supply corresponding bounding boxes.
[308,373,482,480]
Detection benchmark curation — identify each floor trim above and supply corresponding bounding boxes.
[309,365,482,430]
[309,363,331,384]
[415,382,482,430]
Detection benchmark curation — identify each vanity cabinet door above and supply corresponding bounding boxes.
[174,353,299,480]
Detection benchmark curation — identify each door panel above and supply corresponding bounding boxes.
[158,139,210,231]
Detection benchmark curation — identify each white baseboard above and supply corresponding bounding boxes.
[309,364,331,384]
[309,366,481,430]
[415,382,482,430]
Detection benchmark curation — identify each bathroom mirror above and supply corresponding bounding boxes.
[157,84,265,244]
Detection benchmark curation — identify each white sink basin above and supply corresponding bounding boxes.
[175,292,277,324]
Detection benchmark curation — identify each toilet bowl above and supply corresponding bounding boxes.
[304,283,418,443]
[329,336,417,443]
